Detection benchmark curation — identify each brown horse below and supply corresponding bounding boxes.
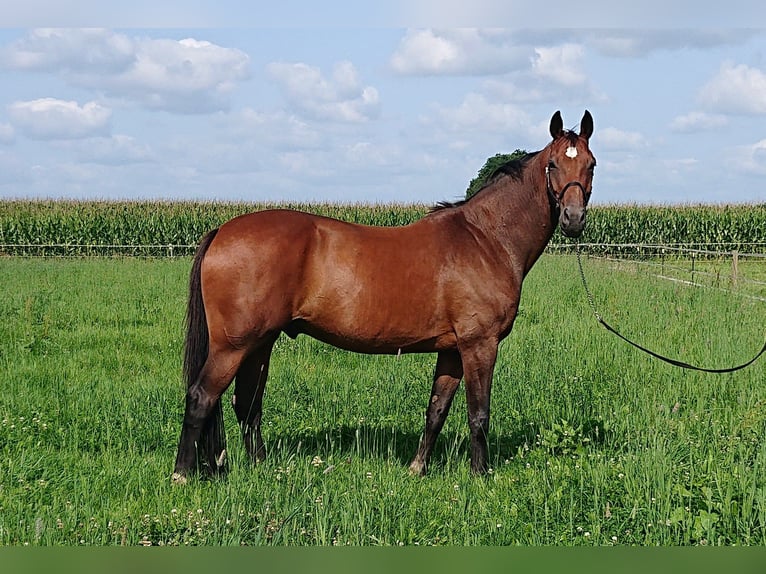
[172,110,596,482]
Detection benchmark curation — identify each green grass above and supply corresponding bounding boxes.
[0,255,764,546]
[579,254,766,302]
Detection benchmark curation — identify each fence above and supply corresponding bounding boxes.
[4,241,766,258]
[0,243,198,257]
[2,240,765,298]
[549,242,766,302]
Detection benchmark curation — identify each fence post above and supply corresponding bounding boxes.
[731,250,739,288]
[691,252,696,282]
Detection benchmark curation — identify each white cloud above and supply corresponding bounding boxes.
[343,141,402,169]
[94,37,249,113]
[0,123,14,144]
[390,29,530,76]
[7,98,111,140]
[669,111,729,133]
[482,79,547,104]
[1,29,250,114]
[699,62,766,115]
[227,108,321,149]
[1,28,134,72]
[396,1,766,28]
[483,73,606,109]
[391,29,459,74]
[661,157,700,173]
[732,139,766,175]
[582,30,760,58]
[268,61,380,123]
[429,93,529,134]
[597,127,648,151]
[532,44,586,87]
[390,29,763,75]
[390,30,599,110]
[73,135,153,165]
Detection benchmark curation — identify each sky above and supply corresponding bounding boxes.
[0,5,765,205]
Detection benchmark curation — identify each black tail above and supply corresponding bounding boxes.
[184,228,227,475]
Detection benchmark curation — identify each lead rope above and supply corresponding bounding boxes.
[575,241,602,323]
[574,241,766,373]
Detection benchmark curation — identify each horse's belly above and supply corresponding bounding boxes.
[286,316,457,355]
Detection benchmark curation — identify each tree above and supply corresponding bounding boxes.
[465,149,527,200]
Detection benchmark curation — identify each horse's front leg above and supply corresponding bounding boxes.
[459,340,499,474]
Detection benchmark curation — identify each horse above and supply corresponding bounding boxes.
[172,110,596,482]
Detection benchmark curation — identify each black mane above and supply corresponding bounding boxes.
[431,149,542,212]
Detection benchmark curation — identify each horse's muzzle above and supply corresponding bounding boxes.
[560,206,586,238]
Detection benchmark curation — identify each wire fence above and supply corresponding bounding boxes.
[548,242,766,257]
[4,241,766,259]
[0,243,198,257]
[1,238,764,277]
[3,240,765,300]
[549,243,766,302]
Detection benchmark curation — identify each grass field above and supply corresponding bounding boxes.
[1,254,765,546]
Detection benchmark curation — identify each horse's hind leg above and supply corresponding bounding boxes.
[409,350,463,476]
[173,346,246,482]
[233,335,277,464]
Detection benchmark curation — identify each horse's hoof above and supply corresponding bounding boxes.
[171,472,188,485]
[215,449,227,469]
[408,461,426,477]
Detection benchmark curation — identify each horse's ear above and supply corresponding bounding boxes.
[580,110,594,141]
[549,111,563,139]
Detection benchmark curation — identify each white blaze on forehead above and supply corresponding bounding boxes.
[566,146,578,158]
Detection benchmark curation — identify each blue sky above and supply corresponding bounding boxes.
[0,17,765,204]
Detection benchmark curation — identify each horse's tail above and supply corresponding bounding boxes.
[183,228,227,474]
[183,228,217,389]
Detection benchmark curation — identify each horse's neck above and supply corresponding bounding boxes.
[462,156,556,275]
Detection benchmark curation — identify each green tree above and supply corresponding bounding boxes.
[465,149,527,200]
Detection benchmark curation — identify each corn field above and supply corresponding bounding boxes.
[570,204,766,255]
[0,201,427,256]
[0,200,764,256]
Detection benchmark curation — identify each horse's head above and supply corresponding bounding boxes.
[546,110,596,238]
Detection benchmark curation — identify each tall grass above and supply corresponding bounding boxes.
[582,204,766,248]
[0,201,427,256]
[0,200,764,255]
[1,255,764,545]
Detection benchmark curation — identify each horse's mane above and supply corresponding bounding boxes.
[431,149,542,212]
[431,129,583,212]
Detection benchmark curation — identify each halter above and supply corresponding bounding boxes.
[545,165,591,212]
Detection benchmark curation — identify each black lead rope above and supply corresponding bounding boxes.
[574,242,766,373]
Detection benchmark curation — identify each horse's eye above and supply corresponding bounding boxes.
[547,160,557,170]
